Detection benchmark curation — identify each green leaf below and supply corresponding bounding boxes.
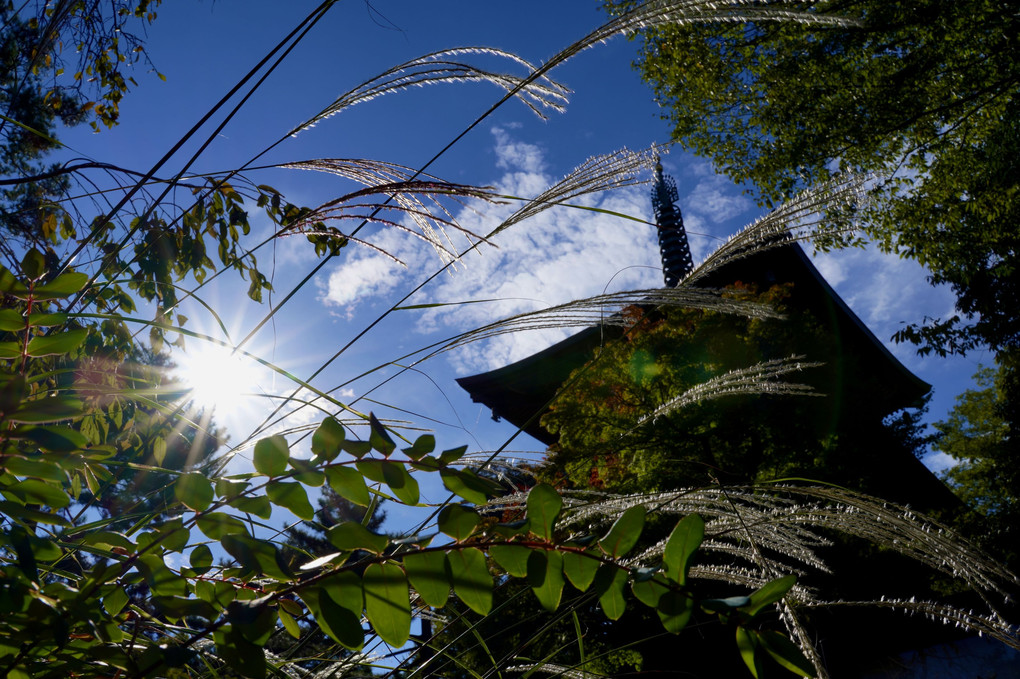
[104,587,129,616]
[214,628,266,679]
[175,472,213,512]
[14,425,86,453]
[215,478,249,499]
[526,483,562,540]
[327,521,389,553]
[3,456,67,483]
[356,458,386,483]
[3,478,70,508]
[7,395,82,423]
[311,417,345,461]
[326,465,371,507]
[448,547,492,615]
[368,412,396,456]
[440,468,502,504]
[598,505,646,558]
[221,533,292,580]
[227,598,277,645]
[305,588,364,650]
[744,574,797,619]
[594,564,628,620]
[403,434,435,460]
[197,512,249,540]
[279,608,301,639]
[656,589,693,634]
[289,457,326,486]
[0,500,69,526]
[489,544,531,578]
[527,550,565,612]
[138,554,186,597]
[21,249,45,280]
[736,627,761,678]
[758,629,816,677]
[381,461,419,505]
[562,550,600,591]
[437,504,479,541]
[266,481,315,520]
[253,435,289,476]
[26,312,66,327]
[32,272,89,299]
[404,551,451,607]
[25,329,87,357]
[229,494,272,519]
[341,439,372,458]
[190,544,214,575]
[0,308,24,331]
[321,570,364,614]
[438,445,468,465]
[363,562,411,647]
[631,574,670,608]
[662,514,704,586]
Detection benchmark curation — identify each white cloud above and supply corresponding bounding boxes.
[685,175,753,224]
[491,126,545,173]
[320,127,665,373]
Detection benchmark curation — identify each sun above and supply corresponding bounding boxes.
[174,342,260,412]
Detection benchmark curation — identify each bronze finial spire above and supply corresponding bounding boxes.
[651,159,693,287]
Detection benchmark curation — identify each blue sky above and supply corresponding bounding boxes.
[55,1,988,478]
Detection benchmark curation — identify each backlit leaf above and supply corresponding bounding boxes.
[25,329,87,357]
[305,588,363,650]
[744,574,797,619]
[327,521,389,553]
[197,512,249,540]
[562,550,600,592]
[527,550,565,612]
[382,461,419,505]
[368,412,396,456]
[662,514,704,586]
[598,505,646,558]
[448,547,492,615]
[437,504,479,541]
[190,544,213,575]
[594,564,627,620]
[489,544,531,578]
[363,562,411,647]
[402,434,435,460]
[229,494,272,519]
[440,467,501,504]
[404,551,451,607]
[267,482,315,520]
[175,472,213,512]
[758,629,816,677]
[326,465,371,507]
[32,272,89,299]
[311,417,345,461]
[526,483,562,540]
[253,435,289,477]
[656,589,693,634]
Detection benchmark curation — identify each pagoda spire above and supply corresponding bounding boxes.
[651,160,693,287]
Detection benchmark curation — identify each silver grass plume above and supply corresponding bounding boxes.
[435,287,779,353]
[289,47,570,136]
[683,175,869,286]
[482,484,1020,652]
[491,147,659,237]
[282,158,502,262]
[542,0,860,78]
[637,355,823,425]
[508,663,607,679]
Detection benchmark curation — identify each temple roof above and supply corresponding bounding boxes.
[457,242,931,446]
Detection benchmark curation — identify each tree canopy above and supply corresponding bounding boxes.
[611,0,1019,357]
